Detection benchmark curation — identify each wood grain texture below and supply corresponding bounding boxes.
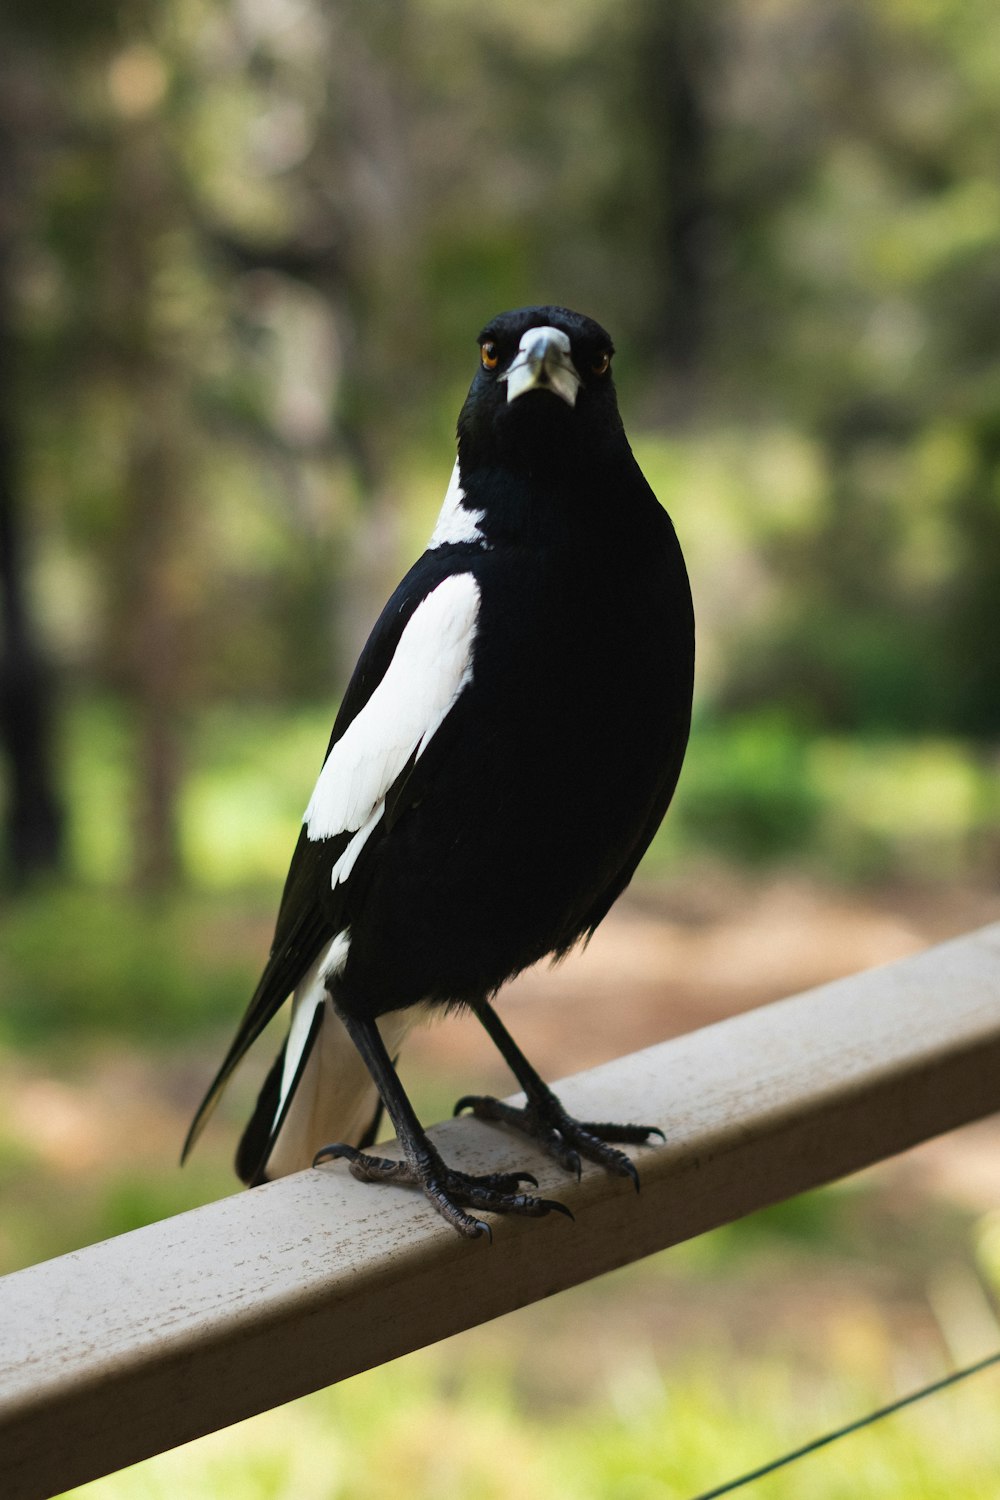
[3,923,1000,1499]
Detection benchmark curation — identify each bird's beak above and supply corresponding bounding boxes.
[502,326,581,408]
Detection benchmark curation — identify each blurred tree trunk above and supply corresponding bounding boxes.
[117,363,187,894]
[105,79,188,893]
[0,294,64,885]
[326,2,424,676]
[203,6,424,683]
[0,63,64,886]
[946,419,1000,737]
[636,0,716,376]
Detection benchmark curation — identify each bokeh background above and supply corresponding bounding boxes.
[3,1,1000,1495]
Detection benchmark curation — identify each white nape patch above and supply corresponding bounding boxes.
[303,573,481,862]
[503,325,579,407]
[428,460,487,549]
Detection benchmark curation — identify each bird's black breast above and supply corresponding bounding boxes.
[337,470,693,1018]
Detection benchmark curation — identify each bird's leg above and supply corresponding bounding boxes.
[456,1000,663,1190]
[312,997,572,1239]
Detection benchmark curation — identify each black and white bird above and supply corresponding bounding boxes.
[183,306,695,1237]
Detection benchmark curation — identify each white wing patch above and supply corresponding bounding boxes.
[428,460,487,548]
[304,574,481,872]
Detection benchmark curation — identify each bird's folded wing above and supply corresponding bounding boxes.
[181,570,481,1161]
[303,571,480,848]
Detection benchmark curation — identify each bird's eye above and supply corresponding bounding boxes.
[591,350,612,377]
[481,342,499,371]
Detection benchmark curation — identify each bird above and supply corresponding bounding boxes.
[183,305,695,1238]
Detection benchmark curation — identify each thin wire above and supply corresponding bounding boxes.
[687,1348,1000,1500]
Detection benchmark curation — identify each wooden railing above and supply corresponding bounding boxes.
[2,923,1000,1500]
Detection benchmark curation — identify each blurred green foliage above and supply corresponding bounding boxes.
[655,712,1000,880]
[670,712,826,865]
[0,885,259,1048]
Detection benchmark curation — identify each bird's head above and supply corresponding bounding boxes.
[457,306,623,476]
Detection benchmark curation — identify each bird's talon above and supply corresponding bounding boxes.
[457,1087,657,1193]
[312,1141,354,1168]
[620,1158,641,1193]
[559,1148,582,1179]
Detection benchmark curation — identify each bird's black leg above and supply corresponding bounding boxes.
[312,998,572,1239]
[456,1001,663,1191]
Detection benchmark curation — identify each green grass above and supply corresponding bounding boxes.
[0,884,263,1049]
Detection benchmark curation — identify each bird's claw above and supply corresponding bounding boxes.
[455,1092,660,1190]
[312,1141,356,1168]
[312,1139,570,1238]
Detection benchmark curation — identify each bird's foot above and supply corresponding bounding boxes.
[454,1090,662,1191]
[313,1140,573,1240]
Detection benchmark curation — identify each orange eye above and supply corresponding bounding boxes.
[480,341,499,370]
[592,350,611,376]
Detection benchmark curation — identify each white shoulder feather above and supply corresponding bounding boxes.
[303,573,481,870]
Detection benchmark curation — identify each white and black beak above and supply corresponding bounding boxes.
[502,325,581,407]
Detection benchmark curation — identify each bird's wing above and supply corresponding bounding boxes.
[182,564,481,1162]
[302,569,479,847]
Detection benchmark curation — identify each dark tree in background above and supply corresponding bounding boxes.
[635,0,716,378]
[0,340,64,885]
[0,39,63,885]
[102,49,191,893]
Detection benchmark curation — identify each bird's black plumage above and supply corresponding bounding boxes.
[184,305,695,1236]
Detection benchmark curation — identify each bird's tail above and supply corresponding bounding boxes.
[238,961,417,1185]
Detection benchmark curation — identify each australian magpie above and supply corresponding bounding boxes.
[183,305,695,1238]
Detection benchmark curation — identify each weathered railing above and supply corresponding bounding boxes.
[2,923,999,1500]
